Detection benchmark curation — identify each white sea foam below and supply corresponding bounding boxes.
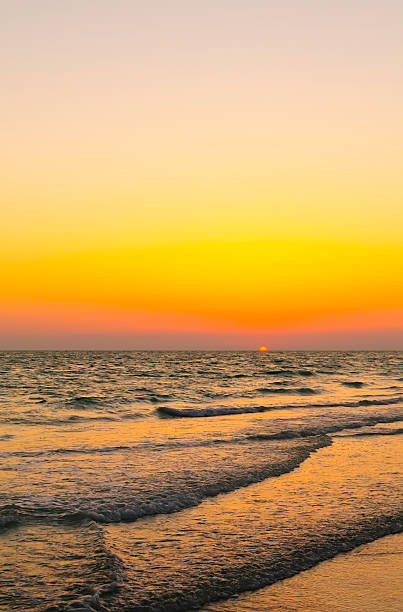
[1,350,402,611]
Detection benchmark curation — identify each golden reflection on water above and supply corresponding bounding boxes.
[0,523,116,611]
[204,533,403,611]
[1,351,402,610]
[103,435,403,610]
[1,428,402,610]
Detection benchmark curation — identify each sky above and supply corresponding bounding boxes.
[1,1,402,349]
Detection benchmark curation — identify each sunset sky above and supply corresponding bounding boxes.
[2,1,402,349]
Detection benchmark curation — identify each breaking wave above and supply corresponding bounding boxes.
[101,433,403,611]
[1,350,402,611]
[2,437,330,529]
[335,426,403,438]
[158,395,403,417]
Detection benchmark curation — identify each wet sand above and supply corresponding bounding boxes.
[204,532,403,611]
[1,351,402,611]
[102,434,402,611]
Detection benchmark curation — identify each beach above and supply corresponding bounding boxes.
[204,533,403,611]
[0,350,402,610]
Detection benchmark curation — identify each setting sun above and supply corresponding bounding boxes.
[258,346,269,352]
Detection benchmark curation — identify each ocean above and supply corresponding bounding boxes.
[0,350,402,611]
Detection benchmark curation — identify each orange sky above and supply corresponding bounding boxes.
[1,1,402,348]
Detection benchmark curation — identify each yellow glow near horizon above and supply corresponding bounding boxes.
[1,1,402,347]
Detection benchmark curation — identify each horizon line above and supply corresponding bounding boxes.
[0,348,401,352]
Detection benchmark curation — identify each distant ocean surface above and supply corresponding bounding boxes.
[1,351,402,611]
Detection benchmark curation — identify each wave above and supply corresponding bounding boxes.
[200,386,319,400]
[66,395,105,406]
[157,395,403,418]
[257,386,318,395]
[0,434,14,441]
[2,444,134,458]
[129,372,159,377]
[3,411,403,459]
[56,523,127,612]
[255,387,289,394]
[260,369,314,377]
[0,507,19,529]
[222,369,316,379]
[0,519,127,612]
[101,431,403,611]
[1,436,330,529]
[342,381,365,388]
[263,369,295,376]
[134,393,173,403]
[223,373,250,379]
[0,412,143,425]
[245,414,403,440]
[3,410,402,529]
[114,519,403,612]
[335,427,403,438]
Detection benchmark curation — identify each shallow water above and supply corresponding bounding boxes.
[0,351,402,610]
[203,533,403,611]
[104,435,403,610]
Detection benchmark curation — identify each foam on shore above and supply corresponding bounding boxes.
[203,533,403,611]
[102,434,403,611]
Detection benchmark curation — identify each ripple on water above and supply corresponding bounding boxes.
[103,434,403,611]
[203,533,403,612]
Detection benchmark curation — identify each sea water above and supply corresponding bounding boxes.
[0,351,402,610]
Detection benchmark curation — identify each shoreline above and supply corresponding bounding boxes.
[102,433,403,610]
[203,531,403,611]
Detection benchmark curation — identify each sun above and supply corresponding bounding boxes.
[258,346,269,352]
